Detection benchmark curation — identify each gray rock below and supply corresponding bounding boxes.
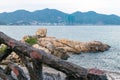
[36,28,47,38]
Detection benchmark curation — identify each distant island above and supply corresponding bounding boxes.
[0,8,120,25]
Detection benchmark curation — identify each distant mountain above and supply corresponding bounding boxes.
[0,8,120,25]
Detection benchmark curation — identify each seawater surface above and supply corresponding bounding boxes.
[0,25,120,72]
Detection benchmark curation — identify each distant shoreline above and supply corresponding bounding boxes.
[0,8,120,25]
[1,24,120,26]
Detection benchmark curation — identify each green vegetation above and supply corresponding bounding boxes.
[25,37,38,45]
[0,44,7,53]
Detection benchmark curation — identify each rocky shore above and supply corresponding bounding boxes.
[1,28,110,65]
[22,28,110,60]
[21,28,120,80]
[0,28,115,80]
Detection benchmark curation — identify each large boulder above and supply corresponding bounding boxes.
[36,28,47,38]
[38,38,110,54]
[1,52,22,65]
[82,41,110,52]
[33,44,69,60]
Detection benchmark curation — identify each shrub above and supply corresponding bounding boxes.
[25,37,37,45]
[0,44,7,53]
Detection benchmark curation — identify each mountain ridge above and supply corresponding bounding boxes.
[0,8,120,25]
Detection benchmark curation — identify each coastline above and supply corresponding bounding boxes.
[0,26,120,79]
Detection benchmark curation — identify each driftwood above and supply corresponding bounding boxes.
[0,31,108,80]
[0,67,13,80]
[0,47,12,62]
[6,62,28,80]
[17,51,43,80]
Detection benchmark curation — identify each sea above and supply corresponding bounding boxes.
[0,25,120,72]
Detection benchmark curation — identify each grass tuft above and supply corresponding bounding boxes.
[25,37,38,45]
[0,44,7,53]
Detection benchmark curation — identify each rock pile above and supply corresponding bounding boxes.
[3,28,110,64]
[22,28,110,60]
[38,38,110,54]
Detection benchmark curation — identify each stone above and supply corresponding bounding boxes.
[21,29,110,60]
[33,44,69,60]
[33,44,50,54]
[38,38,110,54]
[82,41,110,53]
[21,35,31,42]
[36,28,47,38]
[1,52,22,65]
[105,71,120,80]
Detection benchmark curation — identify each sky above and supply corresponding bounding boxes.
[0,0,120,16]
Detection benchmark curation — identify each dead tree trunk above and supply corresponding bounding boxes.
[0,31,108,80]
[17,51,43,80]
[0,47,12,62]
[0,31,87,79]
[7,62,28,80]
[0,66,14,80]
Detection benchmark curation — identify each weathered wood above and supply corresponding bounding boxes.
[0,67,13,80]
[87,68,108,80]
[0,31,108,80]
[0,31,88,79]
[7,62,28,80]
[32,59,43,80]
[0,47,12,62]
[18,52,43,80]
[4,66,16,80]
[17,53,37,80]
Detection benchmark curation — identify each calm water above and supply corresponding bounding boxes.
[0,25,120,72]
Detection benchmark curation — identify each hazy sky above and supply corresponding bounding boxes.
[0,0,120,16]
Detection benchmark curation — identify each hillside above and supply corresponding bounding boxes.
[0,8,120,25]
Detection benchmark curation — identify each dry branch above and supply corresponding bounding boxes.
[0,31,108,80]
[6,62,28,80]
[18,52,42,80]
[0,31,87,79]
[0,47,12,62]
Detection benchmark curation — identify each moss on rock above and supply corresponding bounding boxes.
[25,37,38,45]
[0,44,7,53]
